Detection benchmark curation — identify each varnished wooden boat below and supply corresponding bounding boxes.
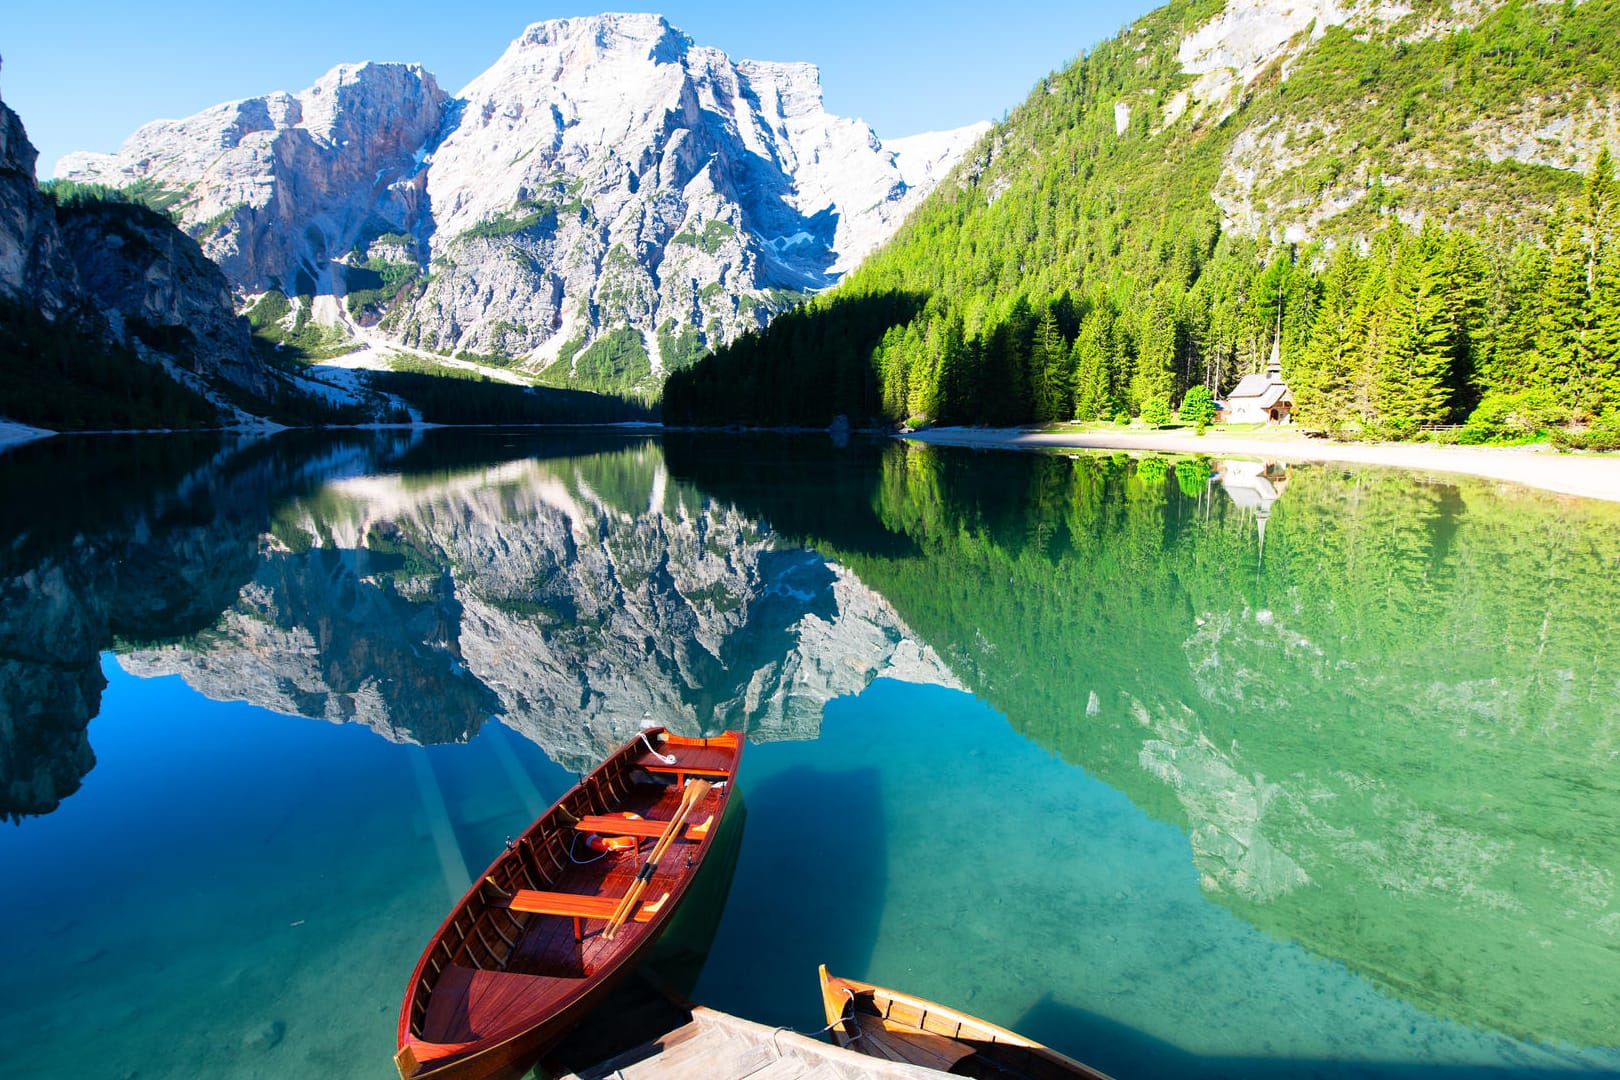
[394,729,742,1080]
[818,965,1114,1080]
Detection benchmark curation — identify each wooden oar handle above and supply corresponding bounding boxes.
[603,779,711,939]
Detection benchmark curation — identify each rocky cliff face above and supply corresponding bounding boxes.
[1150,0,1620,240]
[54,200,266,395]
[60,15,986,390]
[1,67,267,409]
[118,446,960,769]
[61,63,448,297]
[0,94,78,320]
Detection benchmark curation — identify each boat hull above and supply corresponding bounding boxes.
[395,729,742,1080]
[818,965,1113,1080]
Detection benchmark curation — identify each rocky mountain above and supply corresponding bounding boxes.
[1,64,271,429]
[1142,0,1620,241]
[60,14,986,394]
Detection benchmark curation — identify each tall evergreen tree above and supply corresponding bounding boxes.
[1030,305,1073,421]
[1290,244,1363,429]
[1376,224,1456,429]
[1439,231,1490,415]
[1131,282,1178,409]
[1072,306,1115,420]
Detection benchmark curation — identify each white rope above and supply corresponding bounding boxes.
[637,730,677,764]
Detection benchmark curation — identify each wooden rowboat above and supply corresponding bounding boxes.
[394,729,743,1080]
[818,965,1114,1080]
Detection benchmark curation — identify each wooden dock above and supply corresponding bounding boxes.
[554,1005,944,1080]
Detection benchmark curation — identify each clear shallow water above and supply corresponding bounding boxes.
[1,430,1616,1078]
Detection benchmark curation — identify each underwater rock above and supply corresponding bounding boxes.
[242,1019,285,1051]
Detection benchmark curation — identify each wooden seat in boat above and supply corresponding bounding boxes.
[496,888,669,941]
[573,813,713,841]
[634,734,738,785]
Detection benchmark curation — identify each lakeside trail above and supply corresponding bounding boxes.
[903,425,1620,505]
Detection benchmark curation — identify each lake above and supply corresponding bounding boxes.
[2,429,1617,1079]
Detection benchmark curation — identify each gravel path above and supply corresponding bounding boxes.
[902,426,1620,504]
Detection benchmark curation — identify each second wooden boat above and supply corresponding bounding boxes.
[394,728,742,1080]
[818,965,1114,1080]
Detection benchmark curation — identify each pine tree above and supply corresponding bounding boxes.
[910,319,946,421]
[1375,224,1455,430]
[1536,207,1596,415]
[877,325,908,420]
[1071,310,1112,420]
[1291,244,1363,429]
[1535,152,1617,417]
[935,312,970,424]
[1477,233,1548,395]
[1030,305,1073,421]
[1439,231,1490,416]
[1582,149,1619,412]
[1342,234,1397,426]
[1595,237,1620,411]
[1131,282,1178,408]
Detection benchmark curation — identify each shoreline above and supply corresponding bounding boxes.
[9,416,1619,504]
[902,425,1620,504]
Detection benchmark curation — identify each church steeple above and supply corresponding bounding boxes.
[1267,301,1283,380]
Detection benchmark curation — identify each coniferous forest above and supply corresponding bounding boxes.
[664,0,1620,446]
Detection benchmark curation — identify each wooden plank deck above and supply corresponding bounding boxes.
[556,1005,946,1080]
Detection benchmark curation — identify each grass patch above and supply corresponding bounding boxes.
[458,199,558,241]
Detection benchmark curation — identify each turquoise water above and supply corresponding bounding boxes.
[1,431,1617,1078]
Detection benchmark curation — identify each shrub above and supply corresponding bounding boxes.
[1179,385,1216,428]
[1140,396,1172,428]
[1459,388,1567,443]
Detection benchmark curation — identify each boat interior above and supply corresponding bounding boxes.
[405,737,736,1047]
[835,988,1086,1080]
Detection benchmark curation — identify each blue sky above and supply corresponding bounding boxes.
[3,2,1157,177]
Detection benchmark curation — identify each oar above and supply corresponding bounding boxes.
[603,779,711,939]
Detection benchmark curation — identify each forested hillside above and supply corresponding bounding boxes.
[664,0,1620,443]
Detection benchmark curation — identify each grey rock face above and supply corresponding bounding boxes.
[61,62,450,295]
[55,201,267,395]
[59,17,986,384]
[0,92,79,319]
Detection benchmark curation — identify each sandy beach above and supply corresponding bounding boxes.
[903,425,1620,504]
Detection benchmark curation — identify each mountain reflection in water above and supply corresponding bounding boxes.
[0,429,952,814]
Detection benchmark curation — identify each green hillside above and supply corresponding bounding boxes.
[664,0,1620,441]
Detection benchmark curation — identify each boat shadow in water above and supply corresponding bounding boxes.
[1012,994,1605,1080]
[688,763,888,1032]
